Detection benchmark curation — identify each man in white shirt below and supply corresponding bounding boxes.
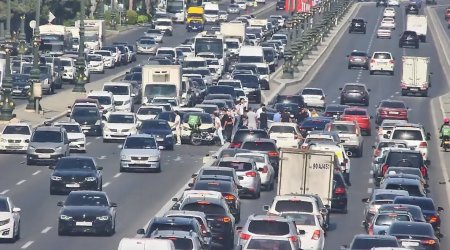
[214,112,225,146]
[173,111,182,145]
[256,104,265,118]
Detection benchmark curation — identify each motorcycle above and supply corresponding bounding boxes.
[189,125,222,146]
[441,135,450,152]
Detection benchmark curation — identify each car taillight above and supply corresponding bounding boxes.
[429,215,438,224]
[224,194,235,200]
[400,83,407,89]
[311,230,321,240]
[240,233,251,240]
[374,149,381,157]
[368,223,374,235]
[230,142,241,148]
[381,164,389,175]
[259,165,268,173]
[218,217,231,223]
[421,239,437,245]
[288,236,298,242]
[246,171,257,177]
[335,187,346,194]
[268,151,279,157]
[349,56,354,61]
[379,109,387,115]
[321,96,325,100]
[389,59,395,64]
[420,166,427,177]
[419,141,428,148]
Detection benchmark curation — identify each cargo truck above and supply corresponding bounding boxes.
[406,15,427,42]
[141,65,183,105]
[277,148,336,207]
[186,7,205,32]
[75,20,105,50]
[221,22,245,56]
[400,56,431,97]
[39,24,72,56]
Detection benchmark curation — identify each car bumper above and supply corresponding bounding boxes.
[304,100,326,108]
[0,143,28,151]
[342,144,361,152]
[370,65,394,71]
[137,47,157,54]
[69,140,86,151]
[331,196,348,211]
[27,153,64,163]
[377,32,391,38]
[349,61,368,67]
[0,223,15,238]
[58,220,112,234]
[299,237,323,250]
[103,132,134,140]
[120,160,160,170]
[239,180,259,195]
[88,65,104,73]
[50,180,98,193]
[341,95,367,103]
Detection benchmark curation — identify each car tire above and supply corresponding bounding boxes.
[58,227,66,236]
[369,70,374,75]
[14,223,20,242]
[103,139,109,143]
[50,187,57,195]
[401,90,407,96]
[347,65,352,69]
[155,165,161,173]
[390,71,394,76]
[26,158,33,165]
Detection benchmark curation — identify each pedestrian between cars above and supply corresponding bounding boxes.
[246,107,258,130]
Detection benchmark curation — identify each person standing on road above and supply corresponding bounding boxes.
[281,109,291,122]
[173,110,182,145]
[246,107,258,130]
[214,112,225,146]
[222,109,234,142]
[273,110,282,122]
[258,107,268,130]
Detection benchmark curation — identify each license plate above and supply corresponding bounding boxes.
[389,112,399,114]
[66,183,80,188]
[136,161,147,164]
[157,138,164,142]
[76,221,92,227]
[38,154,51,159]
[411,88,419,91]
[9,143,21,146]
[402,241,419,247]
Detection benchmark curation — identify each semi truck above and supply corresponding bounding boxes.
[141,65,182,105]
[406,15,427,42]
[39,24,72,56]
[277,148,336,207]
[75,20,105,50]
[400,56,431,97]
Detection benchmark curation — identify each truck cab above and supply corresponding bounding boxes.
[187,7,205,32]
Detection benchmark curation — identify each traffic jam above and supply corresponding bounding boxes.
[0,0,447,248]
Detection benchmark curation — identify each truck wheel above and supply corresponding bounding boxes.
[401,90,407,96]
[422,90,428,97]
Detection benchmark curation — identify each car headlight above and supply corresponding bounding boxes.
[55,146,62,151]
[121,155,128,160]
[103,127,110,132]
[51,176,62,181]
[0,218,10,226]
[85,177,97,182]
[60,215,72,220]
[96,215,110,221]
[0,138,7,143]
[28,145,35,150]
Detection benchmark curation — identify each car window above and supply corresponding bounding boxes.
[274,200,313,213]
[329,124,356,133]
[3,125,30,135]
[65,193,109,206]
[218,161,253,171]
[343,85,364,91]
[247,220,290,235]
[374,193,404,201]
[124,137,157,149]
[0,200,10,212]
[193,181,233,193]
[269,126,296,134]
[241,141,277,151]
[386,152,422,167]
[344,110,367,116]
[233,130,269,142]
[202,170,233,178]
[394,198,435,210]
[351,238,399,248]
[32,131,62,143]
[350,52,367,57]
[375,214,411,226]
[181,203,226,215]
[391,130,423,140]
[247,239,292,250]
[380,101,406,109]
[373,53,392,59]
[389,223,434,236]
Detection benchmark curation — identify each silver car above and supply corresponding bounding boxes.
[136,37,159,55]
[119,134,161,172]
[234,152,275,191]
[227,4,241,14]
[26,125,70,165]
[217,157,261,198]
[326,120,363,157]
[193,166,241,186]
[241,235,297,250]
[163,210,212,246]
[150,230,204,250]
[370,210,414,235]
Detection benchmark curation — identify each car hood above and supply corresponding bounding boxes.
[72,116,100,125]
[139,128,171,136]
[61,206,110,217]
[53,169,96,177]
[29,142,62,148]
[113,95,131,102]
[105,123,136,130]
[0,212,13,221]
[121,148,160,157]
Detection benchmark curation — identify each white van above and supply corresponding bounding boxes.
[204,3,220,23]
[238,46,264,64]
[102,82,135,112]
[118,238,175,250]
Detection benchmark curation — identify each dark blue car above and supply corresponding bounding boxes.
[138,119,174,150]
[299,117,333,137]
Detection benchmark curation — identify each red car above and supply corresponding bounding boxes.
[375,99,408,124]
[445,7,450,20]
[340,107,372,136]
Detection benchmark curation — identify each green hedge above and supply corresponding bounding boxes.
[137,15,149,24]
[127,10,138,25]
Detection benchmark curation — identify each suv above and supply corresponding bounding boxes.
[26,125,70,165]
[369,52,395,75]
[349,19,367,34]
[339,83,371,106]
[377,148,429,179]
[386,123,430,160]
[87,90,116,114]
[399,31,419,49]
[150,230,205,250]
[347,50,369,69]
[231,129,269,148]
[240,138,279,173]
[325,120,363,157]
[102,82,135,112]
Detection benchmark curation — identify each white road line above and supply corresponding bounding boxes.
[113,173,122,178]
[390,95,394,98]
[369,178,374,184]
[0,189,9,195]
[96,137,101,140]
[98,155,106,160]
[21,241,34,249]
[41,226,52,234]
[102,182,111,188]
[332,100,336,103]
[370,170,374,175]
[367,187,373,194]
[32,170,41,176]
[16,180,26,185]
[174,156,181,161]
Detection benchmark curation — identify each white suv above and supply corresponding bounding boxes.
[102,82,135,112]
[369,52,395,75]
[268,122,302,148]
[60,57,76,84]
[385,123,430,160]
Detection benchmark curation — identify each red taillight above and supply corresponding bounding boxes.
[420,166,427,177]
[400,83,407,89]
[268,151,279,157]
[246,171,257,177]
[288,236,298,242]
[240,233,251,240]
[419,141,428,148]
[381,164,389,175]
[230,142,241,148]
[260,166,269,173]
[429,215,438,224]
[421,239,437,245]
[335,187,346,194]
[389,59,395,64]
[311,230,321,240]
[368,223,374,235]
[371,59,375,63]
[218,217,231,223]
[379,109,388,115]
[349,56,354,61]
[224,194,235,200]
[374,149,381,157]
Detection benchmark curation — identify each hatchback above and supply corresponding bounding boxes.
[217,157,261,199]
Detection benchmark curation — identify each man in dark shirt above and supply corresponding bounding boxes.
[221,109,234,142]
[281,109,291,122]
[258,107,268,130]
[296,108,310,124]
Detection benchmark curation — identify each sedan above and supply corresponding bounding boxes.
[49,156,103,195]
[377,26,392,39]
[386,221,441,249]
[120,134,161,172]
[375,99,408,124]
[340,107,373,135]
[347,50,369,69]
[380,17,396,29]
[0,196,21,242]
[339,83,371,106]
[57,191,117,236]
[227,4,241,14]
[11,74,31,98]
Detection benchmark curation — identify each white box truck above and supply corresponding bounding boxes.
[406,15,427,42]
[141,65,182,105]
[204,3,219,23]
[221,22,245,56]
[75,20,105,50]
[277,148,336,207]
[400,56,431,97]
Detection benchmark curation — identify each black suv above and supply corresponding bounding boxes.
[274,94,306,108]
[376,0,387,7]
[399,31,420,49]
[276,0,286,10]
[405,3,419,15]
[349,19,366,34]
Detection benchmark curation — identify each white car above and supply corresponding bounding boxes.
[102,112,138,142]
[176,45,194,57]
[144,29,164,43]
[376,119,408,141]
[369,52,395,75]
[151,97,179,109]
[102,82,135,112]
[386,123,430,160]
[154,18,173,36]
[87,90,116,114]
[236,0,247,9]
[92,50,115,69]
[282,212,325,250]
[54,122,86,152]
[60,57,76,83]
[219,11,228,22]
[377,27,392,38]
[0,196,21,241]
[380,17,396,30]
[136,105,165,121]
[383,7,396,18]
[387,0,400,6]
[87,54,105,73]
[235,152,275,191]
[268,122,302,148]
[0,123,32,153]
[301,87,326,108]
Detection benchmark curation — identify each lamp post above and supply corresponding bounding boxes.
[73,0,87,93]
[5,0,11,41]
[26,0,41,111]
[19,15,26,41]
[0,44,15,120]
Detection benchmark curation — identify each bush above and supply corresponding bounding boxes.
[137,14,149,24]
[104,10,120,28]
[127,10,138,25]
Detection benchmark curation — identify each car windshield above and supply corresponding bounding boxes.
[373,53,392,59]
[248,220,290,235]
[391,130,423,140]
[148,223,194,235]
[146,29,161,34]
[124,137,157,149]
[157,112,175,122]
[108,114,135,123]
[59,125,81,133]
[236,154,265,163]
[103,85,129,95]
[158,50,175,57]
[88,55,102,61]
[282,213,316,226]
[88,96,112,105]
[351,238,399,248]
[274,200,313,213]
[233,74,259,88]
[218,161,253,171]
[65,193,109,206]
[394,198,435,210]
[138,107,162,115]
[329,124,356,133]
[3,125,30,135]
[141,120,171,130]
[139,39,156,45]
[389,223,434,236]
[182,203,226,215]
[156,21,172,26]
[247,239,292,250]
[202,169,233,178]
[344,110,367,116]
[72,107,99,118]
[241,141,276,151]
[269,126,296,134]
[302,89,323,95]
[375,214,411,226]
[55,158,95,170]
[32,130,62,143]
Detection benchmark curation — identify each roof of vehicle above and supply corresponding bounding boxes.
[372,189,410,197]
[35,125,65,132]
[151,229,199,239]
[269,122,299,128]
[103,82,132,87]
[88,90,113,96]
[54,121,81,126]
[220,157,255,163]
[241,138,277,144]
[343,82,367,87]
[382,177,423,185]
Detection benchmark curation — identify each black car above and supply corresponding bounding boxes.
[205,85,237,101]
[49,156,103,195]
[399,31,420,48]
[299,117,333,137]
[11,74,31,97]
[378,149,429,179]
[57,191,117,236]
[323,104,350,118]
[274,94,306,108]
[231,129,269,148]
[138,119,174,150]
[69,105,103,136]
[387,221,440,249]
[376,0,387,7]
[273,102,299,113]
[339,83,371,106]
[240,138,279,172]
[332,171,348,213]
[276,0,285,10]
[378,204,426,222]
[191,179,241,222]
[114,45,129,65]
[349,19,367,34]
[393,196,444,233]
[123,72,142,85]
[343,234,400,249]
[233,74,261,103]
[405,3,419,15]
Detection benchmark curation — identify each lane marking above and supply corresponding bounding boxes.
[32,170,41,176]
[98,155,106,160]
[370,170,374,175]
[332,100,336,103]
[16,180,26,185]
[102,182,111,188]
[174,156,181,161]
[87,142,91,146]
[0,189,9,195]
[96,137,101,140]
[369,178,374,184]
[21,241,34,249]
[41,226,52,234]
[113,173,122,178]
[367,187,373,194]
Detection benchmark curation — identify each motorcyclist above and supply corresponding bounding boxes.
[187,113,202,131]
[440,117,450,147]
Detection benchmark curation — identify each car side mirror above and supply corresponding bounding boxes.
[49,165,55,170]
[191,173,198,178]
[339,87,343,90]
[383,134,390,139]
[263,205,270,211]
[361,198,369,203]
[110,202,117,207]
[372,145,376,149]
[367,88,371,92]
[57,201,64,206]
[12,207,21,213]
[188,183,194,187]
[97,166,103,170]
[136,228,145,234]
[438,207,444,212]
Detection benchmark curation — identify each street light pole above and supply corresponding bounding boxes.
[73,0,87,93]
[0,22,4,43]
[5,0,11,41]
[26,0,41,111]
[0,44,15,120]
[19,15,26,41]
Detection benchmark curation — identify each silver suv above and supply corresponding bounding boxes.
[326,120,363,157]
[26,125,70,165]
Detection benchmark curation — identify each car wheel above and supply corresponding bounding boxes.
[58,227,66,236]
[347,65,352,69]
[14,222,20,242]
[155,165,161,173]
[26,159,33,165]
[369,70,374,75]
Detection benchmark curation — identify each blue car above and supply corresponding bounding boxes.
[138,119,174,150]
[299,117,333,137]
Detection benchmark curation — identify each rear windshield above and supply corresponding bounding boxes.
[241,141,276,151]
[201,170,233,178]
[389,223,434,236]
[329,124,356,133]
[373,53,392,59]
[351,238,399,249]
[394,198,435,210]
[344,110,367,116]
[181,203,226,215]
[218,161,253,171]
[385,184,423,197]
[148,223,193,234]
[375,214,411,226]
[248,220,290,235]
[386,152,422,167]
[193,181,232,193]
[374,193,405,201]
[274,200,313,213]
[350,52,367,57]
[302,89,323,95]
[391,130,423,141]
[247,239,292,250]
[233,130,269,142]
[269,126,296,134]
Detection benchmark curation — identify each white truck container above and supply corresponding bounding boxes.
[66,27,80,51]
[406,15,427,42]
[204,3,219,23]
[39,24,70,56]
[277,148,336,206]
[141,65,183,105]
[75,20,105,50]
[400,56,431,97]
[220,22,246,42]
[118,238,175,250]
[238,46,264,64]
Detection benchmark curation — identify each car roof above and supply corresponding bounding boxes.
[220,157,255,163]
[35,126,63,132]
[54,121,81,126]
[372,189,410,196]
[153,216,196,224]
[201,166,235,172]
[109,111,135,116]
[382,177,422,185]
[126,134,156,139]
[88,90,113,96]
[4,123,30,127]
[103,82,131,86]
[269,122,298,127]
[152,230,198,238]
